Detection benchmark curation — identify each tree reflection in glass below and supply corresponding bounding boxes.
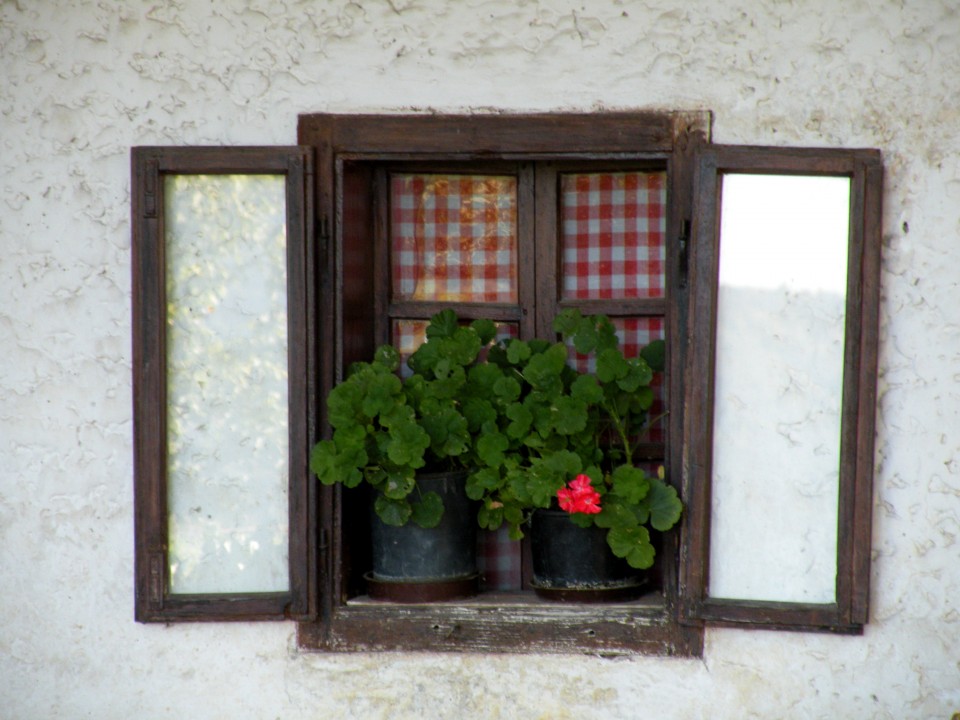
[164,174,289,594]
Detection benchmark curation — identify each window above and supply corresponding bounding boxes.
[296,113,703,654]
[131,115,882,655]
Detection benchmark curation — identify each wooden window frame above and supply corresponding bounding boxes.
[129,116,882,655]
[296,113,706,655]
[680,145,882,633]
[131,146,316,622]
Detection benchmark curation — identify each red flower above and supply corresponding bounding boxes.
[557,474,602,514]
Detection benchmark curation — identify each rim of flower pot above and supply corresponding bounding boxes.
[530,577,648,603]
[364,572,480,603]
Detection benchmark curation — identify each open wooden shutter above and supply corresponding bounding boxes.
[132,146,315,621]
[681,145,882,632]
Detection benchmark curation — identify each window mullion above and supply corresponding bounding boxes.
[531,162,558,337]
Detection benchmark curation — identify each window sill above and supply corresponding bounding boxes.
[297,591,703,656]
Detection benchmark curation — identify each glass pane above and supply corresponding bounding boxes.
[561,172,666,300]
[391,174,518,303]
[164,174,290,594]
[708,174,850,604]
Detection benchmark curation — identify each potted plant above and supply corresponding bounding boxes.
[309,309,498,601]
[466,309,683,600]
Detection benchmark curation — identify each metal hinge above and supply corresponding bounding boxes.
[317,214,330,244]
[678,219,691,289]
[148,552,165,609]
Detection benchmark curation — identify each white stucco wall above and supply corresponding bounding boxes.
[2,1,959,717]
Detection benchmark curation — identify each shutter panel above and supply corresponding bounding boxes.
[680,145,881,632]
[132,146,315,621]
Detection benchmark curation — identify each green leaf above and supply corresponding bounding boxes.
[640,339,666,372]
[647,477,683,531]
[505,403,533,439]
[326,381,365,429]
[361,371,403,417]
[310,438,366,488]
[506,339,531,365]
[427,363,467,399]
[432,328,482,369]
[407,339,442,375]
[477,502,504,530]
[594,500,636,529]
[383,470,416,499]
[410,490,444,528]
[378,401,414,428]
[607,525,655,569]
[596,348,629,383]
[631,386,655,412]
[525,343,567,391]
[373,344,401,371]
[553,396,588,434]
[570,374,603,404]
[466,468,502,500]
[572,317,598,355]
[425,308,459,339]
[552,308,582,336]
[374,495,412,527]
[527,395,562,439]
[477,432,509,467]
[594,316,619,354]
[539,449,582,480]
[610,464,650,505]
[493,375,522,402]
[462,397,496,432]
[419,401,469,457]
[466,363,502,394]
[616,358,653,393]
[471,318,497,345]
[385,419,429,466]
[309,440,339,483]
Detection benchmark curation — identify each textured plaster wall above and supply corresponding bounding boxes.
[2,1,959,718]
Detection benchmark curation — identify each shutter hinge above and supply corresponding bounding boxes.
[148,552,165,609]
[144,157,158,218]
[317,214,330,245]
[319,527,329,552]
[678,219,691,289]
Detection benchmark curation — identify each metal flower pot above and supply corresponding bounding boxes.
[367,469,478,602]
[529,508,645,602]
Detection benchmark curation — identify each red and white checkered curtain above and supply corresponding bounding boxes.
[561,172,666,300]
[391,174,518,304]
[389,171,667,591]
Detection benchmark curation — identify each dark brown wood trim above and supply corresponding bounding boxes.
[533,163,559,337]
[386,301,524,323]
[299,113,677,156]
[131,146,314,623]
[693,598,863,635]
[850,153,883,625]
[679,145,882,634]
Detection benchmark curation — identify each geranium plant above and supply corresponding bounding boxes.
[467,309,683,569]
[309,309,497,528]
